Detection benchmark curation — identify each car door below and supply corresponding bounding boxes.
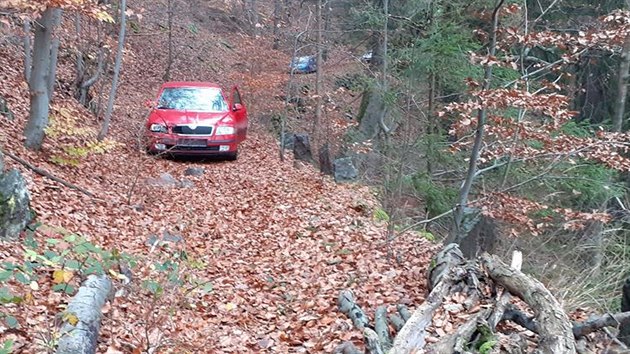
[230,86,248,142]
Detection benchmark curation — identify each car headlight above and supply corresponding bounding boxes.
[215,126,235,135]
[149,123,167,133]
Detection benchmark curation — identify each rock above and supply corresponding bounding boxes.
[145,234,158,247]
[180,178,195,188]
[162,230,183,243]
[333,157,358,182]
[293,134,313,162]
[146,230,184,247]
[0,169,32,240]
[282,133,295,150]
[0,96,14,121]
[0,149,4,173]
[183,167,205,176]
[159,172,178,185]
[146,173,193,189]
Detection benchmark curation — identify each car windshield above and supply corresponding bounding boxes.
[292,56,312,65]
[157,87,228,112]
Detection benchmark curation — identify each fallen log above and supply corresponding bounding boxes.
[390,245,466,352]
[337,244,627,354]
[4,151,97,198]
[338,290,369,329]
[56,275,113,354]
[481,253,577,354]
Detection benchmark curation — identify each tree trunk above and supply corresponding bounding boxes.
[313,0,323,141]
[613,34,630,132]
[272,0,281,49]
[163,0,173,82]
[449,0,505,247]
[244,0,258,35]
[98,0,127,141]
[24,7,62,150]
[23,19,32,83]
[620,279,630,346]
[357,5,386,140]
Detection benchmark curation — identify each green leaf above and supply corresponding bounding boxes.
[0,271,12,282]
[73,243,90,255]
[4,316,17,329]
[1,338,14,354]
[24,234,38,249]
[14,272,29,284]
[46,238,59,245]
[51,283,75,295]
[63,234,78,243]
[1,263,17,271]
[63,285,75,295]
[84,263,104,275]
[23,249,38,261]
[201,283,214,293]
[65,260,81,270]
[142,280,163,296]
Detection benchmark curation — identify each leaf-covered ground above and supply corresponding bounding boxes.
[0,1,437,352]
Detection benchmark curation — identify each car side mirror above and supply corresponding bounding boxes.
[233,103,243,111]
[145,100,155,108]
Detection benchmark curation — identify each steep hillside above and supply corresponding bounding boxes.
[0,1,436,352]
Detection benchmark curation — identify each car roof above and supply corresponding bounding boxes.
[160,81,222,89]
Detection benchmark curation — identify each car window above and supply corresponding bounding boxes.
[158,87,228,112]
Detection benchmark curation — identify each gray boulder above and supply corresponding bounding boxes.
[281,133,295,150]
[183,167,205,176]
[0,169,32,239]
[333,157,358,182]
[146,173,194,189]
[293,134,313,162]
[146,230,184,247]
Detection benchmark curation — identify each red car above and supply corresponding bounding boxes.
[144,82,248,160]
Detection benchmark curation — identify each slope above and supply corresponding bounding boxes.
[0,1,437,352]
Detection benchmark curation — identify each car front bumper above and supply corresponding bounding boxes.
[146,134,238,155]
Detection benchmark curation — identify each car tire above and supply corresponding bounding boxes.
[225,151,238,161]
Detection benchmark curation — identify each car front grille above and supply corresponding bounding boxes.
[166,145,220,151]
[172,125,213,135]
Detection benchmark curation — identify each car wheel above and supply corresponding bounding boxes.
[225,151,238,161]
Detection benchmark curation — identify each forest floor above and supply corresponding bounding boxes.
[0,0,437,352]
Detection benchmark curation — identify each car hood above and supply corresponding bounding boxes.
[149,110,229,126]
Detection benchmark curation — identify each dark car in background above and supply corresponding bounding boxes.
[289,55,317,74]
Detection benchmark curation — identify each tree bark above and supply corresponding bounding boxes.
[391,245,465,353]
[338,290,369,329]
[272,0,281,49]
[47,9,62,97]
[23,19,32,83]
[24,7,62,150]
[313,0,323,142]
[449,0,505,246]
[56,275,113,354]
[98,0,127,141]
[482,253,577,354]
[357,0,387,140]
[613,34,630,132]
[163,0,173,82]
[620,278,630,345]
